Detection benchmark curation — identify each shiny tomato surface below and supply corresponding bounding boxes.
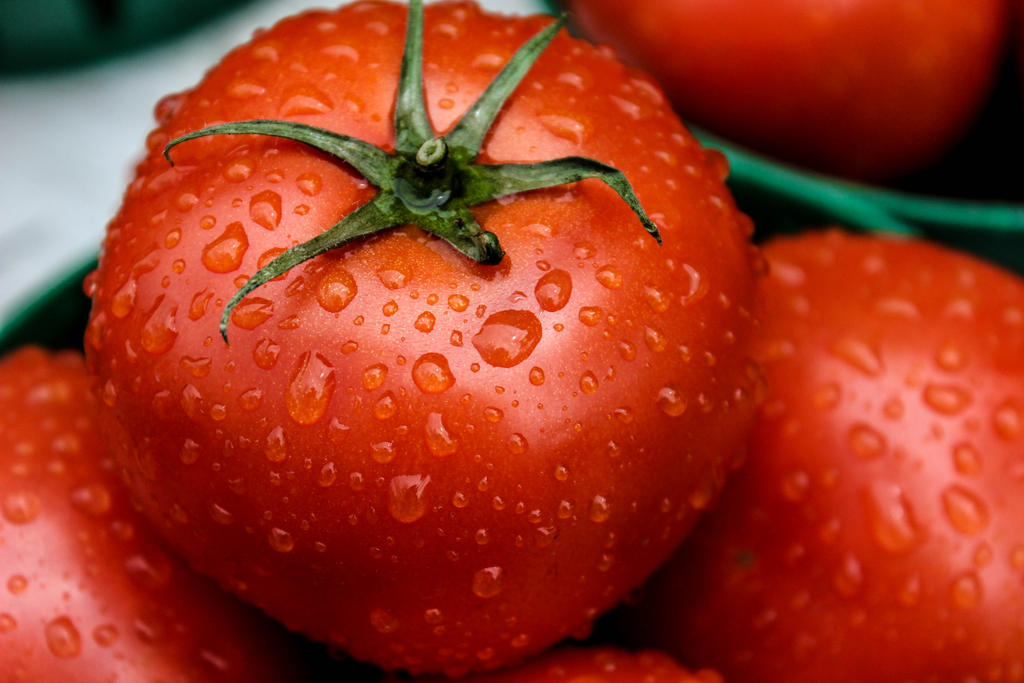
[84,0,760,675]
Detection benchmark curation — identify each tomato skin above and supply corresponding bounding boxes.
[83,1,760,675]
[628,230,1024,681]
[412,647,723,683]
[566,0,1010,181]
[0,348,312,682]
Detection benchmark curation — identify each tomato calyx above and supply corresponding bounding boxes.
[163,0,661,343]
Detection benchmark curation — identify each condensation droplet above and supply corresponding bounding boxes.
[656,384,687,416]
[412,353,455,393]
[264,426,287,463]
[922,383,971,415]
[862,481,920,554]
[424,413,458,457]
[579,371,598,394]
[201,221,249,273]
[529,366,545,385]
[595,265,623,289]
[370,608,399,634]
[472,310,542,368]
[285,352,335,426]
[830,338,883,376]
[415,311,436,333]
[952,443,982,476]
[249,190,282,230]
[589,495,610,523]
[950,572,982,609]
[45,616,81,658]
[317,265,358,312]
[534,269,572,312]
[3,491,41,524]
[994,400,1024,441]
[318,462,337,487]
[848,423,886,459]
[280,83,334,116]
[140,296,178,355]
[941,485,989,535]
[362,363,388,390]
[231,297,274,330]
[471,566,504,598]
[69,483,112,517]
[268,527,294,553]
[833,554,864,597]
[388,474,431,523]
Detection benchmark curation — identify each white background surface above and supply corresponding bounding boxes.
[0,0,545,327]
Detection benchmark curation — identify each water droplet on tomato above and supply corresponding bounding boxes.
[424,412,458,457]
[507,433,528,455]
[111,279,137,318]
[124,551,172,589]
[202,221,249,273]
[208,503,234,525]
[317,462,337,487]
[231,297,274,330]
[268,527,294,552]
[3,491,40,523]
[264,426,287,463]
[140,296,178,355]
[994,400,1024,440]
[950,572,982,609]
[69,483,112,517]
[848,423,886,459]
[922,383,971,415]
[377,267,408,290]
[252,338,280,370]
[296,172,322,196]
[7,575,27,594]
[286,352,335,426]
[411,353,455,394]
[415,311,436,333]
[45,617,81,658]
[656,385,687,416]
[534,269,572,312]
[472,310,542,368]
[249,190,282,230]
[942,485,989,535]
[830,337,883,376]
[370,608,399,634]
[0,614,15,633]
[952,443,982,475]
[472,566,504,598]
[317,265,357,312]
[539,113,586,145]
[595,265,622,290]
[862,481,920,554]
[280,84,334,116]
[833,553,864,597]
[362,363,388,390]
[579,371,598,394]
[388,474,431,523]
[589,495,610,523]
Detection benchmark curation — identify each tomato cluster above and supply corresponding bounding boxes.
[2,1,1022,682]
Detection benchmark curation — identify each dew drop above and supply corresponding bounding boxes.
[231,297,274,330]
[373,392,397,421]
[92,624,118,647]
[830,337,883,376]
[377,267,408,290]
[534,269,572,312]
[249,190,282,231]
[656,384,687,416]
[578,306,602,327]
[318,462,337,487]
[780,470,810,502]
[941,485,989,535]
[952,443,982,476]
[833,554,864,597]
[950,572,982,609]
[424,412,458,457]
[45,617,81,658]
[589,495,610,523]
[370,608,399,634]
[539,113,585,144]
[415,311,436,333]
[579,371,598,394]
[140,296,178,355]
[264,426,287,463]
[412,353,455,394]
[471,566,504,598]
[595,265,623,289]
[201,222,249,273]
[268,527,294,552]
[296,172,322,196]
[922,383,971,415]
[0,614,15,633]
[362,363,388,390]
[388,474,430,523]
[280,84,334,116]
[285,352,335,426]
[123,551,172,589]
[529,366,545,386]
[209,503,234,525]
[472,310,542,368]
[317,265,358,312]
[643,283,671,312]
[7,575,27,594]
[111,279,137,318]
[3,491,41,524]
[848,423,886,459]
[69,483,112,517]
[862,481,920,554]
[994,400,1024,441]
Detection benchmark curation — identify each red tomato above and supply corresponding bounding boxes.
[412,647,723,683]
[0,347,312,682]
[83,0,760,676]
[566,0,1010,181]
[628,230,1024,681]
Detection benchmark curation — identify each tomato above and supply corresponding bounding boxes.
[565,0,1010,181]
[412,647,723,683]
[627,230,1024,681]
[0,347,313,682]
[83,0,760,676]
